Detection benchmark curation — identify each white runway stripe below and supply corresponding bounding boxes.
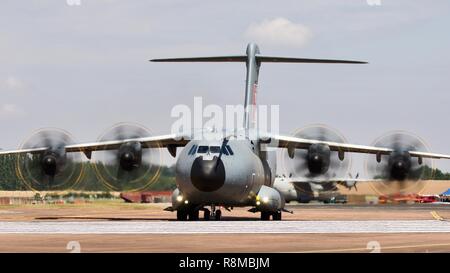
[0,220,450,234]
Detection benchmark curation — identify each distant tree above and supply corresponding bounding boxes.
[0,154,177,191]
[422,165,450,180]
[0,155,26,190]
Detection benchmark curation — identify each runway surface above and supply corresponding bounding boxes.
[2,204,450,252]
[1,220,450,234]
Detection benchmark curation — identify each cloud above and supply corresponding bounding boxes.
[244,18,312,48]
[0,104,25,119]
[1,76,26,91]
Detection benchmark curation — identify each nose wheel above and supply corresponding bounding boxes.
[177,207,222,221]
[202,205,222,221]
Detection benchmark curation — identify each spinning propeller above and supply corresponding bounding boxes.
[15,128,84,191]
[91,122,163,191]
[365,131,434,195]
[280,124,351,178]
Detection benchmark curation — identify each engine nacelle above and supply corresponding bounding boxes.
[40,148,66,176]
[307,144,331,175]
[256,185,285,212]
[118,141,142,171]
[388,151,412,180]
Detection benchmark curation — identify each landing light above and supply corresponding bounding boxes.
[262,197,269,203]
[256,201,261,206]
[184,200,189,204]
[176,195,183,202]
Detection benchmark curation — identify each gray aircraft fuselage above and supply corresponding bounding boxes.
[173,129,277,208]
[167,43,283,213]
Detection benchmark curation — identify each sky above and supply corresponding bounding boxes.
[1,0,450,175]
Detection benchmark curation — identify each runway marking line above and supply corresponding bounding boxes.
[430,211,444,221]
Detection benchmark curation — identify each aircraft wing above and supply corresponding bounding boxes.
[263,134,450,160]
[283,177,372,183]
[279,176,377,191]
[0,133,189,157]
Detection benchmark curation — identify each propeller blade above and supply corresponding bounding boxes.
[17,128,84,191]
[280,124,351,179]
[92,122,162,192]
[365,131,431,195]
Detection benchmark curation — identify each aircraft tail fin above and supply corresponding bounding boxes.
[150,43,367,130]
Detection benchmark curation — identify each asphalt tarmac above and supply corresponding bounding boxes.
[1,203,450,252]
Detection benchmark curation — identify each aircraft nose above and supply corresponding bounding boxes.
[190,156,226,192]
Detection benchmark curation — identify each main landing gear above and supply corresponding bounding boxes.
[176,208,200,221]
[261,211,282,221]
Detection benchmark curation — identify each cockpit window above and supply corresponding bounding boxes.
[188,145,197,155]
[209,146,221,153]
[226,145,234,155]
[197,146,209,153]
[221,146,229,155]
[195,145,233,155]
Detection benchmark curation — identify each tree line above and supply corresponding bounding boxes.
[0,154,177,191]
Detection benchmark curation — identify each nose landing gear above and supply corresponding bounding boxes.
[176,206,222,221]
[206,205,221,221]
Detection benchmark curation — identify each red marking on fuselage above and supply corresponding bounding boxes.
[252,83,257,124]
[252,83,257,105]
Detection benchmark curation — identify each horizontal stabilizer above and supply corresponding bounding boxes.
[151,55,367,64]
[257,56,367,64]
[150,56,247,62]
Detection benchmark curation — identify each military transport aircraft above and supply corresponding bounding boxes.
[273,174,359,203]
[1,43,450,221]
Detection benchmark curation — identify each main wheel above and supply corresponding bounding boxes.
[215,209,222,221]
[273,211,282,221]
[177,210,188,221]
[203,209,211,221]
[188,210,199,221]
[261,211,271,221]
